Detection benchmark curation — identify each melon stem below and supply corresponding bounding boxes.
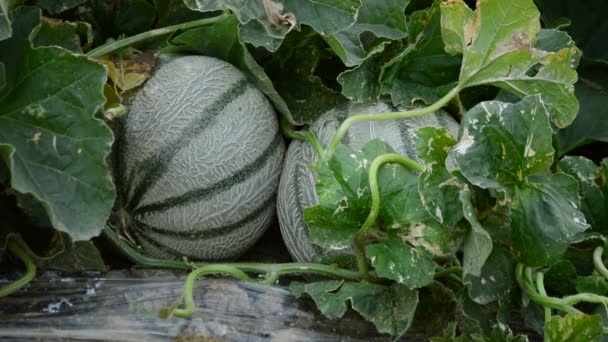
[102,225,365,281]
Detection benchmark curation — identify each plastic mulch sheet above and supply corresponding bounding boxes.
[0,269,417,341]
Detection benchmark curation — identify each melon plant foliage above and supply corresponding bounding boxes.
[1,0,608,340]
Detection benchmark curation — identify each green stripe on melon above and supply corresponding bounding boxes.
[115,55,285,261]
[277,101,459,263]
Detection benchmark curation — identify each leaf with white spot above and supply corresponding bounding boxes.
[367,234,437,289]
[464,246,513,304]
[452,96,588,266]
[416,126,464,227]
[460,188,492,277]
[291,280,419,340]
[511,173,589,266]
[544,313,603,341]
[440,0,580,127]
[304,139,421,249]
[558,156,608,234]
[452,96,555,189]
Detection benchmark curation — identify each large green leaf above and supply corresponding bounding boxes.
[0,7,114,241]
[510,173,589,266]
[544,313,603,342]
[453,96,588,266]
[440,0,580,127]
[291,280,418,339]
[416,126,464,227]
[324,0,408,67]
[453,96,555,189]
[304,139,423,249]
[184,0,361,51]
[367,234,437,289]
[558,156,608,234]
[289,280,347,319]
[164,14,294,124]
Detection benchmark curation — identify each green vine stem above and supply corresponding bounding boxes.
[594,246,608,281]
[0,237,37,298]
[86,13,230,59]
[280,116,323,157]
[323,86,461,160]
[515,263,581,315]
[172,265,252,318]
[350,153,424,281]
[355,153,424,242]
[103,226,364,281]
[535,272,552,322]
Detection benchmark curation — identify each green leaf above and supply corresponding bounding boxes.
[304,144,371,249]
[32,18,92,54]
[544,313,603,342]
[381,0,461,106]
[337,40,403,104]
[341,282,418,339]
[440,0,580,127]
[291,280,418,340]
[416,126,464,227]
[543,260,578,296]
[576,275,608,296]
[555,63,608,155]
[367,234,437,289]
[402,218,466,257]
[453,97,588,266]
[184,0,361,51]
[305,139,424,249]
[34,0,87,14]
[289,280,348,319]
[558,156,608,234]
[261,27,347,124]
[0,7,114,241]
[324,0,408,67]
[511,173,589,266]
[35,233,107,271]
[460,188,492,277]
[165,14,294,124]
[453,96,555,189]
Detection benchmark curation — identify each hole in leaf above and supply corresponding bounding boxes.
[526,63,543,77]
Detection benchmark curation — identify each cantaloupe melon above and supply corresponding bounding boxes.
[113,55,285,261]
[277,101,459,263]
